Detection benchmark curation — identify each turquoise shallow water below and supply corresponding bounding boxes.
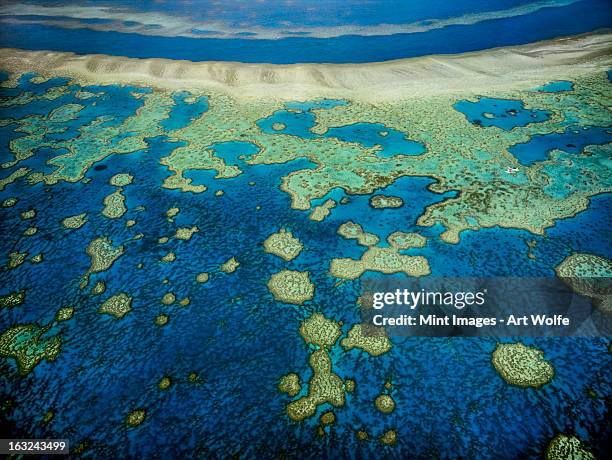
[534,81,575,93]
[0,74,611,458]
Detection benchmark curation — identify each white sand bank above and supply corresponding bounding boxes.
[0,31,610,101]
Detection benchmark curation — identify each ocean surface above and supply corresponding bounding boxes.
[0,72,611,457]
[0,0,610,63]
[0,1,611,458]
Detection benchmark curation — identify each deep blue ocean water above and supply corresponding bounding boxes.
[0,74,611,458]
[0,0,611,63]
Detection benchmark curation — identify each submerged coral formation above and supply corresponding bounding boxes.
[126,409,146,427]
[0,289,26,309]
[341,324,392,356]
[278,373,301,397]
[263,228,303,261]
[62,213,87,229]
[98,293,132,319]
[309,199,336,222]
[374,394,396,414]
[55,306,74,322]
[330,246,430,279]
[82,237,125,287]
[545,434,595,460]
[286,349,345,421]
[267,270,315,305]
[299,313,342,349]
[0,323,61,375]
[174,226,199,240]
[369,195,404,209]
[102,189,127,219]
[220,257,240,273]
[492,342,554,388]
[379,429,398,446]
[109,173,134,187]
[556,253,612,313]
[337,221,379,246]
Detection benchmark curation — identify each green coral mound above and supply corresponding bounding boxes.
[299,313,342,349]
[55,306,74,322]
[91,280,106,296]
[0,323,61,375]
[20,209,36,220]
[387,231,427,250]
[341,324,392,356]
[126,409,146,427]
[379,429,398,446]
[85,237,124,275]
[556,253,612,278]
[155,314,169,326]
[278,373,301,397]
[545,434,595,460]
[23,226,37,236]
[320,411,336,426]
[492,342,554,388]
[98,293,132,319]
[337,221,379,246]
[7,251,28,270]
[369,195,404,209]
[267,270,315,305]
[0,289,26,309]
[263,228,303,261]
[286,349,345,422]
[161,252,176,263]
[309,199,336,222]
[284,311,348,422]
[220,257,240,273]
[109,173,134,187]
[102,189,127,219]
[330,245,430,280]
[61,213,87,229]
[158,376,172,390]
[174,226,199,240]
[82,237,124,288]
[161,293,176,305]
[1,197,18,207]
[166,207,180,219]
[375,394,396,414]
[30,253,43,264]
[556,253,612,314]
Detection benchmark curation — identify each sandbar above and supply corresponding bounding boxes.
[0,32,610,102]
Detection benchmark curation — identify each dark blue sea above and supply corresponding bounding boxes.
[0,71,611,458]
[1,1,612,457]
[0,0,610,63]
